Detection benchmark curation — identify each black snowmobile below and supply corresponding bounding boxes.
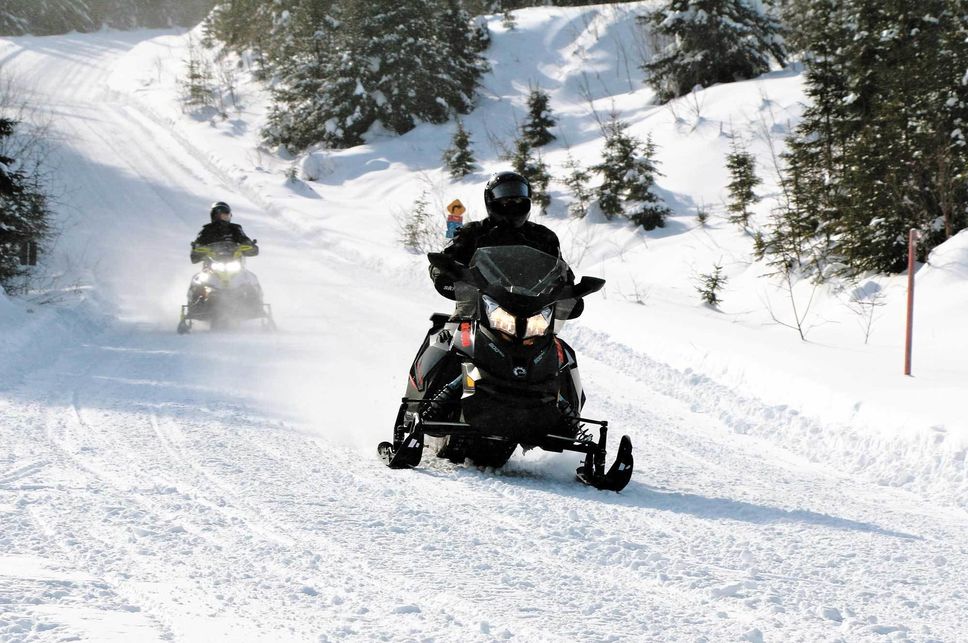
[378,245,633,492]
[177,240,275,333]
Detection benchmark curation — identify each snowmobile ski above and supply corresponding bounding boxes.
[576,434,634,492]
[378,428,424,469]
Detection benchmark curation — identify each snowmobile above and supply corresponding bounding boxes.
[177,240,275,334]
[378,245,633,492]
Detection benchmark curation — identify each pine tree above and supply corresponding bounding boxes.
[0,118,50,291]
[528,151,552,214]
[522,87,556,147]
[0,0,92,35]
[562,155,593,218]
[262,2,355,150]
[594,118,669,228]
[206,0,274,55]
[260,0,486,151]
[774,0,968,277]
[625,135,669,230]
[594,119,636,219]
[501,3,517,30]
[180,37,216,111]
[399,191,440,253]
[508,135,551,213]
[442,119,477,179]
[641,0,787,102]
[438,0,490,99]
[725,139,760,229]
[0,0,214,35]
[696,263,727,306]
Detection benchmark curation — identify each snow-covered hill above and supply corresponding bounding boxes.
[2,3,967,641]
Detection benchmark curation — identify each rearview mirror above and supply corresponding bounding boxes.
[572,276,606,298]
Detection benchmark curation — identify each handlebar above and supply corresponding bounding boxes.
[427,251,605,299]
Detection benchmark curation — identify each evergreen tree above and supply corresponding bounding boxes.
[180,37,216,111]
[261,0,486,151]
[442,118,477,179]
[438,0,490,99]
[775,0,968,277]
[562,155,593,219]
[1,0,214,35]
[399,191,439,253]
[696,263,727,306]
[0,0,92,35]
[625,135,669,230]
[758,151,833,280]
[594,119,635,219]
[0,118,50,291]
[360,1,458,134]
[262,2,351,150]
[594,118,669,228]
[641,0,787,102]
[501,3,517,30]
[508,135,551,213]
[206,0,274,54]
[522,87,556,147]
[725,139,760,229]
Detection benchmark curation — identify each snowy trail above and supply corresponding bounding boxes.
[2,30,967,643]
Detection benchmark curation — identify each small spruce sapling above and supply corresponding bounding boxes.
[696,201,709,227]
[180,36,215,111]
[399,191,439,253]
[507,135,552,213]
[594,118,669,228]
[725,138,761,229]
[563,155,593,218]
[696,263,727,306]
[442,118,477,179]
[625,134,669,230]
[522,87,556,147]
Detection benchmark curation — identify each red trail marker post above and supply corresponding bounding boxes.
[904,228,919,376]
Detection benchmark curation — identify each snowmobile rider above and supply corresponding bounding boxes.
[414,171,583,424]
[191,201,259,263]
[430,170,583,320]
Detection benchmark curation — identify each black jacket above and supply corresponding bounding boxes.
[191,222,258,263]
[430,218,583,318]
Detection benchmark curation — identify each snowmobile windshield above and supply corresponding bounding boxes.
[469,246,567,299]
[205,241,243,259]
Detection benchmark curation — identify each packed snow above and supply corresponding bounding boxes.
[1,3,967,641]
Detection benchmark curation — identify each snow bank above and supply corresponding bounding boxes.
[0,290,110,390]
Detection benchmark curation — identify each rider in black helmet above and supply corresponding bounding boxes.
[191,201,259,263]
[413,171,582,423]
[429,171,583,321]
[431,172,560,299]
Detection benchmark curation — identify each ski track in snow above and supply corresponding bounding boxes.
[2,24,967,643]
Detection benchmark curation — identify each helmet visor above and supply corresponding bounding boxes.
[212,205,231,216]
[490,180,530,200]
[490,196,531,227]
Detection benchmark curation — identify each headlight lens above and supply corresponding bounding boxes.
[210,261,242,273]
[482,295,517,336]
[524,306,554,338]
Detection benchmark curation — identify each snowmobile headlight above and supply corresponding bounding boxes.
[524,306,554,338]
[482,295,516,337]
[210,260,242,273]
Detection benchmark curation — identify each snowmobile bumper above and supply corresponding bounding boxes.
[177,302,275,333]
[378,399,633,492]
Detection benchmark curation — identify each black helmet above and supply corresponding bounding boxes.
[484,171,531,228]
[210,201,232,222]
